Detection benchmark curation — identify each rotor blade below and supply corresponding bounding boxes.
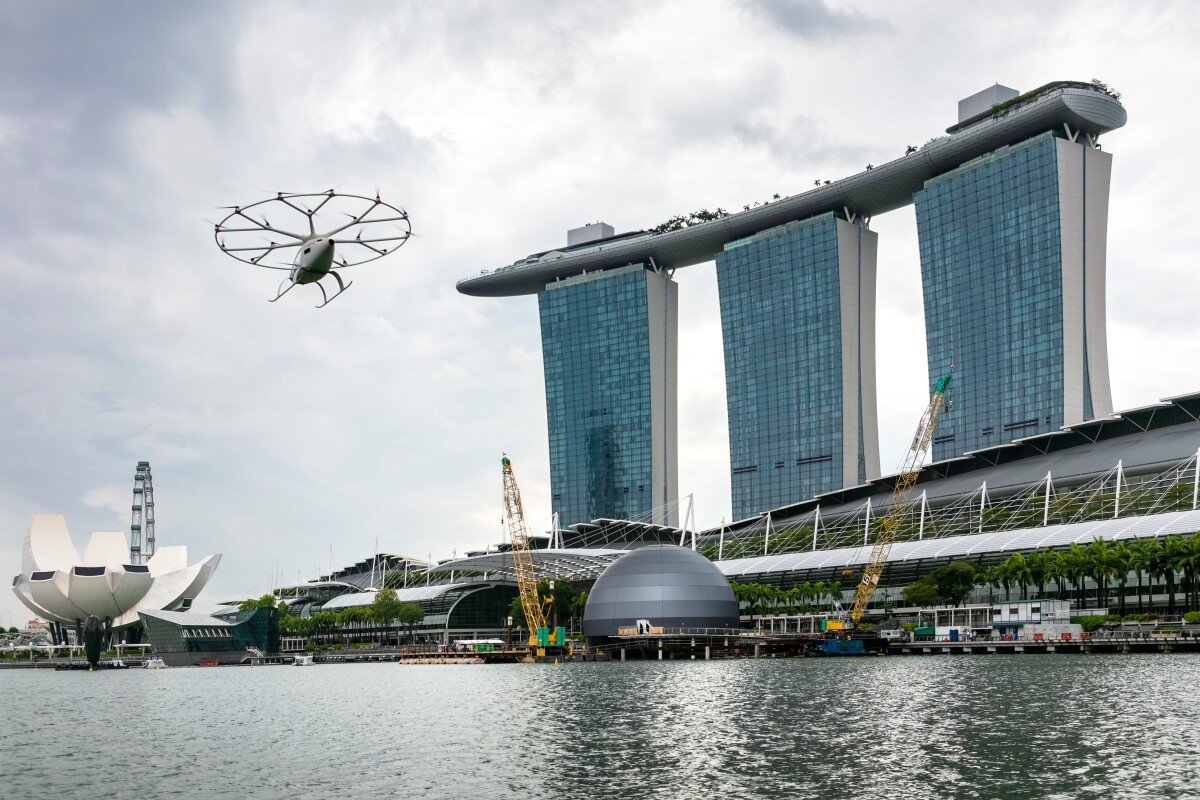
[233,210,306,241]
[343,215,408,225]
[331,236,409,244]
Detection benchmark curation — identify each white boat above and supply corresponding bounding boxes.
[143,657,167,669]
[292,654,314,666]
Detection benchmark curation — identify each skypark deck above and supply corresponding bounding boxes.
[458,82,1125,297]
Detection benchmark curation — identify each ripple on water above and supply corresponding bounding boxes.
[2,655,1199,799]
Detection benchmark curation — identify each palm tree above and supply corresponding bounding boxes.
[1163,536,1188,615]
[1006,552,1032,600]
[1145,538,1167,614]
[1062,543,1090,608]
[1182,533,1200,612]
[1027,551,1046,599]
[1128,538,1155,613]
[975,566,1000,605]
[1086,538,1116,611]
[827,581,842,612]
[1045,551,1067,601]
[995,561,1012,602]
[1110,541,1132,616]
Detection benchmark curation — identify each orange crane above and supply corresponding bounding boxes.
[849,369,953,624]
[501,455,554,648]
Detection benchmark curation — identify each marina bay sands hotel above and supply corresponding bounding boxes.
[457,81,1127,530]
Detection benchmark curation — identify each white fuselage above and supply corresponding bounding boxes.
[291,238,335,284]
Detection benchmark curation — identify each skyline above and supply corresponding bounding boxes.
[5,1,1200,624]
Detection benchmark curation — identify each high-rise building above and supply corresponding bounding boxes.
[461,80,1127,524]
[915,130,1113,461]
[539,264,678,528]
[716,212,879,519]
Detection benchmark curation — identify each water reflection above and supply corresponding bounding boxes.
[1,655,1199,799]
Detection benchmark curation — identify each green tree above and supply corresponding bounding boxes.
[931,561,977,607]
[1129,538,1156,613]
[1110,541,1132,616]
[1142,538,1166,614]
[1026,550,1051,599]
[550,579,582,631]
[995,560,1012,602]
[1163,536,1188,614]
[509,595,526,629]
[239,593,278,612]
[902,577,939,607]
[975,566,1000,605]
[1086,538,1117,611]
[569,591,589,627]
[1062,543,1090,607]
[1181,532,1200,612]
[396,602,424,645]
[372,588,402,645]
[311,611,337,644]
[1005,553,1031,600]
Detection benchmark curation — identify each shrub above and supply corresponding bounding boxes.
[1184,611,1200,624]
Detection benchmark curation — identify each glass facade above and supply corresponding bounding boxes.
[717,213,878,520]
[915,131,1109,462]
[139,606,279,655]
[539,265,677,529]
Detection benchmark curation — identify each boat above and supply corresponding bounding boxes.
[292,653,314,666]
[198,658,220,667]
[143,657,167,669]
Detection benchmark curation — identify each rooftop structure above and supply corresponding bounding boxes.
[458,82,1125,297]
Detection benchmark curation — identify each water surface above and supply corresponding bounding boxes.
[2,655,1197,798]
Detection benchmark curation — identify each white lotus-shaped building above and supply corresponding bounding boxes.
[11,513,220,627]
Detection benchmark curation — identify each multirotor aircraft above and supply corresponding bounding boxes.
[213,190,411,307]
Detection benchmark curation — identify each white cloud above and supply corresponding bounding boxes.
[3,1,1200,623]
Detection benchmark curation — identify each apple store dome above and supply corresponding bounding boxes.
[582,545,739,641]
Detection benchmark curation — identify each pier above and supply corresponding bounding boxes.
[890,633,1200,656]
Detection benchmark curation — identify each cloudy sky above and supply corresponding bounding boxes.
[4,1,1200,624]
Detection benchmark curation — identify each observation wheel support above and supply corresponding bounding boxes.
[129,461,156,566]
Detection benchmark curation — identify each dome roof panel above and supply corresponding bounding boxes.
[583,545,739,640]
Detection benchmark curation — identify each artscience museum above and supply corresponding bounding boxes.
[11,513,220,642]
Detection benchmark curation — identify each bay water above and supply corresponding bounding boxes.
[2,654,1198,798]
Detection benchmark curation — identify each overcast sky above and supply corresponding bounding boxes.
[4,1,1200,625]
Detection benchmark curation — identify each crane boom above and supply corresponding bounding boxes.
[849,370,953,624]
[501,456,550,635]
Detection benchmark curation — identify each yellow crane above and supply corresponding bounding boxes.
[501,455,553,648]
[848,369,953,625]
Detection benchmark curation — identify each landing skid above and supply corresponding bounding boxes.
[269,279,299,303]
[315,270,353,308]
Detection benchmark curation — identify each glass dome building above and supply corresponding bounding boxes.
[582,545,739,641]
